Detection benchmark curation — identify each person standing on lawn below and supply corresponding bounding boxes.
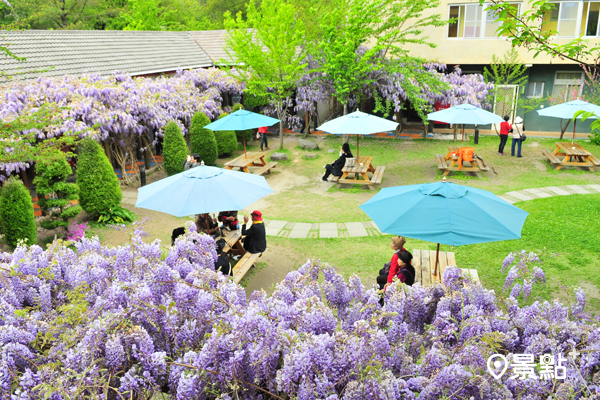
[498,116,511,156]
[511,116,525,158]
[241,210,267,254]
[258,126,269,151]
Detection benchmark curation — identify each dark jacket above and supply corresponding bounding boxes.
[332,152,353,176]
[218,211,238,230]
[242,222,267,254]
[215,254,231,275]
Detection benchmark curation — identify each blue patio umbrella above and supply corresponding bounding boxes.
[317,110,399,158]
[360,180,528,275]
[537,100,600,144]
[427,103,504,142]
[204,110,279,157]
[135,163,274,217]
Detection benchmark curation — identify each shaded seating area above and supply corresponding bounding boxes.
[542,142,600,171]
[412,249,480,287]
[435,146,489,177]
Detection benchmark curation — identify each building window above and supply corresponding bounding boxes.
[448,3,521,38]
[542,2,581,37]
[527,81,545,98]
[553,71,583,101]
[584,2,600,36]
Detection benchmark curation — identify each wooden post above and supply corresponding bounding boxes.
[434,243,440,276]
[139,136,150,169]
[453,125,458,140]
[357,135,360,159]
[572,119,577,145]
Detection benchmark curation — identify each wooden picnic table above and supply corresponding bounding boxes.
[335,156,385,190]
[221,230,246,256]
[542,142,600,171]
[224,152,267,173]
[411,249,479,288]
[434,146,489,178]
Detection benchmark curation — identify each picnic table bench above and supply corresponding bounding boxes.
[252,161,278,175]
[221,230,263,283]
[224,152,267,173]
[542,142,600,171]
[332,156,385,189]
[412,249,480,288]
[435,146,489,177]
[232,252,261,283]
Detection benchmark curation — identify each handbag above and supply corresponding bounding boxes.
[256,132,261,139]
[344,157,356,167]
[516,126,526,142]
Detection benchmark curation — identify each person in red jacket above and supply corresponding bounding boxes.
[498,115,512,156]
[376,236,415,290]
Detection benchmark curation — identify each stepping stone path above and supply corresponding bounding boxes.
[122,184,600,238]
[270,152,288,161]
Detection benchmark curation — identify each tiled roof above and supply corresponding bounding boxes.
[0,30,213,81]
[189,30,244,65]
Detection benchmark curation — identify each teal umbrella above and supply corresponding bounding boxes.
[360,180,528,276]
[317,110,398,158]
[537,100,600,144]
[427,103,504,142]
[136,163,274,217]
[204,110,279,157]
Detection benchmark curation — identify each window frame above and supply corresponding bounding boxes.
[553,70,584,101]
[584,1,600,37]
[447,2,522,39]
[526,81,545,98]
[543,1,583,38]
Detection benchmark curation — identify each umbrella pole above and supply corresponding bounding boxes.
[434,243,440,276]
[243,133,247,158]
[572,119,577,145]
[461,124,465,143]
[357,135,359,159]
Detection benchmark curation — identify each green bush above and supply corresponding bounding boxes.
[76,138,122,218]
[189,112,218,166]
[33,154,81,231]
[231,103,255,143]
[0,178,37,248]
[98,205,136,225]
[163,121,188,176]
[214,113,238,156]
[242,90,270,110]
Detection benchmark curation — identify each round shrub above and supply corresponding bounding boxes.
[214,113,238,156]
[162,121,188,176]
[189,112,218,166]
[0,178,37,248]
[33,154,81,231]
[76,138,122,218]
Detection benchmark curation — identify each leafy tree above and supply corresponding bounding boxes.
[162,121,188,176]
[189,112,218,166]
[225,0,308,150]
[5,0,111,29]
[76,138,122,218]
[33,154,81,232]
[0,177,37,248]
[213,113,238,156]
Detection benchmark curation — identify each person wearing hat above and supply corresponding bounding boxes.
[241,210,267,254]
[379,247,415,291]
[511,116,525,157]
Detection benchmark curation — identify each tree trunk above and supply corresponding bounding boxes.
[343,102,349,144]
[559,119,571,139]
[103,139,112,165]
[394,109,403,137]
[303,111,310,139]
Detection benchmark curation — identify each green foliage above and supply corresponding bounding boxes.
[0,178,37,248]
[242,91,270,110]
[225,0,309,149]
[189,112,218,165]
[162,121,188,176]
[97,205,135,225]
[231,103,244,112]
[575,110,600,145]
[33,154,81,232]
[76,138,122,218]
[213,113,238,156]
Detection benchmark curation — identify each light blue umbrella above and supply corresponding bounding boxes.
[136,163,274,217]
[427,103,504,142]
[317,110,399,158]
[537,100,600,144]
[360,181,528,275]
[204,110,280,157]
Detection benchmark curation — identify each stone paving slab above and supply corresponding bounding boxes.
[498,195,517,204]
[266,220,287,236]
[522,189,553,198]
[545,186,571,196]
[319,223,338,238]
[288,223,311,239]
[566,185,590,194]
[586,184,600,192]
[505,191,535,201]
[345,222,368,237]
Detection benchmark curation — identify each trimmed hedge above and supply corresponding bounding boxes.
[214,113,238,156]
[163,121,188,176]
[76,138,122,217]
[0,178,37,248]
[232,103,255,143]
[189,112,218,166]
[33,154,81,231]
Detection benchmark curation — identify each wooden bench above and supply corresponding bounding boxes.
[412,249,480,287]
[253,161,278,175]
[330,175,340,182]
[473,156,489,171]
[370,166,385,185]
[542,149,563,165]
[586,153,600,166]
[435,154,448,170]
[232,252,261,283]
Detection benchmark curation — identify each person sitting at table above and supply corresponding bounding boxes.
[183,153,201,170]
[195,213,219,237]
[214,238,232,275]
[218,211,239,232]
[322,143,353,181]
[378,248,415,292]
[241,210,267,254]
[376,236,410,290]
[171,227,186,246]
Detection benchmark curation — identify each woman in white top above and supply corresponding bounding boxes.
[511,116,525,157]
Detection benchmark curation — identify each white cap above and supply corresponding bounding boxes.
[514,116,523,123]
